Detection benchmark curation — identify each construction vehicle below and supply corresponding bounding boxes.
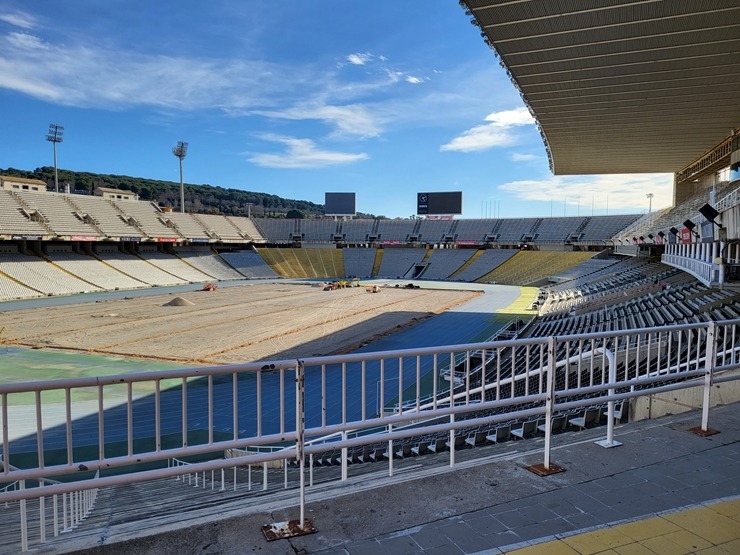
[324,277,362,291]
[202,283,218,291]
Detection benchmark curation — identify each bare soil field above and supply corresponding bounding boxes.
[0,283,479,365]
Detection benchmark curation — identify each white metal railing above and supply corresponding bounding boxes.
[716,184,740,212]
[170,457,232,492]
[614,244,640,256]
[662,253,721,286]
[1,479,20,507]
[6,472,100,551]
[1,320,739,551]
[439,318,530,388]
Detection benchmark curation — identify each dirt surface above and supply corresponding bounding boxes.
[0,283,479,365]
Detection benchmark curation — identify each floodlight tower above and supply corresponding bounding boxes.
[172,141,188,213]
[646,192,654,213]
[46,124,64,193]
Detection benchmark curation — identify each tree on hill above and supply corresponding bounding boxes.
[0,166,356,218]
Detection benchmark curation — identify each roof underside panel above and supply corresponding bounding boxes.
[464,0,740,174]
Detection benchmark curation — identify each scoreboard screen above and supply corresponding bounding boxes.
[417,191,462,215]
[325,192,356,216]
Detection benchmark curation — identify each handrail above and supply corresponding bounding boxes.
[716,184,740,212]
[0,319,738,553]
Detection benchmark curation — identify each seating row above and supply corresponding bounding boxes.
[0,248,252,300]
[309,402,623,467]
[251,215,643,245]
[0,190,266,242]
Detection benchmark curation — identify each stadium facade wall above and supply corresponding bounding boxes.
[634,368,740,421]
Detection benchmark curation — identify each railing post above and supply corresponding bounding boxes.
[449,415,455,468]
[543,336,556,469]
[53,494,58,537]
[449,351,455,468]
[296,360,306,529]
[388,424,394,477]
[341,430,348,481]
[596,348,620,448]
[702,322,717,432]
[20,480,28,552]
[544,337,555,470]
[62,492,68,531]
[39,485,46,544]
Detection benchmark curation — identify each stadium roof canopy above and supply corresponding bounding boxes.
[462,0,740,175]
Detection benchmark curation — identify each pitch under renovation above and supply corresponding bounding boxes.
[0,282,481,366]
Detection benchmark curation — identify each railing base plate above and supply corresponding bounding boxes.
[688,426,719,437]
[262,518,317,541]
[525,462,565,476]
[595,439,622,448]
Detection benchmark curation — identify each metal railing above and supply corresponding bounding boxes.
[2,472,100,551]
[662,253,721,286]
[716,184,740,213]
[1,320,739,550]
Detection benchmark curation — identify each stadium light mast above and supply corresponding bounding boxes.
[646,192,654,213]
[46,124,64,193]
[172,141,188,213]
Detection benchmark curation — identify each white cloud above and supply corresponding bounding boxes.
[253,104,380,139]
[0,30,396,140]
[0,31,295,110]
[485,108,535,126]
[0,11,37,29]
[498,173,674,211]
[440,123,520,152]
[248,135,369,169]
[384,69,403,83]
[339,53,427,91]
[346,52,373,65]
[510,152,538,162]
[6,31,46,50]
[441,107,535,152]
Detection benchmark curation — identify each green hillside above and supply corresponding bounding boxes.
[0,166,327,218]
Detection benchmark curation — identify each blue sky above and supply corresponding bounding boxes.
[0,1,673,218]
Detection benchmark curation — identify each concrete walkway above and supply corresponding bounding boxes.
[309,405,739,555]
[61,402,739,555]
[506,498,740,555]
